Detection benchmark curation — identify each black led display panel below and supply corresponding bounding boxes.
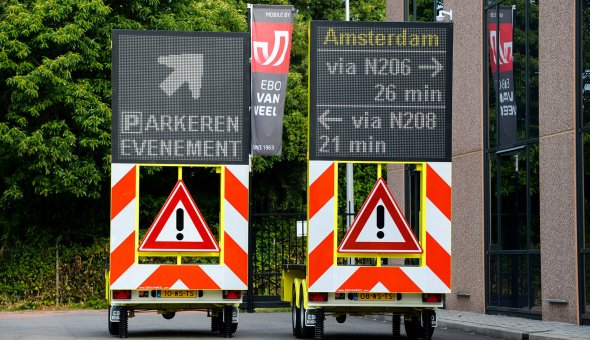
[309,21,453,162]
[112,30,250,164]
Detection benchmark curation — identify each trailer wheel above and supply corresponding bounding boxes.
[299,287,314,339]
[403,314,420,339]
[217,306,238,336]
[107,306,119,336]
[222,305,233,338]
[118,306,128,338]
[162,312,175,320]
[292,286,302,337]
[335,314,346,323]
[403,312,435,339]
[422,310,434,340]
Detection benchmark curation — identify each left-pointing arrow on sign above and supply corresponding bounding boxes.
[159,54,204,99]
[318,109,342,129]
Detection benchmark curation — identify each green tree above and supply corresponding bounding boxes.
[0,0,388,236]
[0,0,391,308]
[0,0,248,242]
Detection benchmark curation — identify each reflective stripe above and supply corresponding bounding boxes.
[307,161,452,293]
[109,163,249,290]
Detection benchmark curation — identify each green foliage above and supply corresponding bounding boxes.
[0,236,108,310]
[337,163,386,214]
[0,0,247,239]
[409,0,443,22]
[0,0,388,308]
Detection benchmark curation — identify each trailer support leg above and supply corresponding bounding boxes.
[392,314,401,337]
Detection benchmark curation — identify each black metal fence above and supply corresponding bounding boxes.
[244,209,306,311]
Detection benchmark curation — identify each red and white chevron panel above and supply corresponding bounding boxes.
[307,161,451,293]
[109,163,249,290]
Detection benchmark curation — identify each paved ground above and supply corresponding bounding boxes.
[0,309,490,339]
[433,309,590,340]
[0,308,588,339]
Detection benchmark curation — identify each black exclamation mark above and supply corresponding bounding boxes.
[376,205,385,239]
[176,208,184,240]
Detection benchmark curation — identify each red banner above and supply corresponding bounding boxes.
[488,6,516,147]
[252,22,293,74]
[250,4,294,156]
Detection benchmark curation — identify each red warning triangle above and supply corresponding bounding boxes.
[338,178,422,254]
[139,180,219,252]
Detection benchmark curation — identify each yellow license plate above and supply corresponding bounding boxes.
[161,290,197,299]
[358,293,395,301]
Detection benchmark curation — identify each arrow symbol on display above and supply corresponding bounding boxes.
[159,54,204,99]
[418,57,443,77]
[318,110,342,129]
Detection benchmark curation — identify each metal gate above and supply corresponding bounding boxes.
[244,209,306,311]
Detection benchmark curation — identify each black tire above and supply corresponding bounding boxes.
[162,311,175,320]
[118,306,128,338]
[107,306,119,336]
[292,286,302,338]
[335,314,346,324]
[403,314,420,339]
[217,306,238,336]
[403,312,435,339]
[422,310,434,340]
[299,287,314,339]
[222,305,233,338]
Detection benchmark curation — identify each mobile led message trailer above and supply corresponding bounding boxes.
[112,30,250,165]
[309,21,453,162]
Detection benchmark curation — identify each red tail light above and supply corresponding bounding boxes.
[113,290,131,299]
[422,294,442,303]
[308,292,328,302]
[222,290,242,299]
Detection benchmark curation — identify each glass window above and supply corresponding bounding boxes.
[490,252,541,309]
[487,1,539,149]
[582,1,590,126]
[584,134,590,250]
[406,0,443,22]
[530,253,541,308]
[485,0,540,314]
[584,106,590,316]
[581,0,590,320]
[586,253,590,312]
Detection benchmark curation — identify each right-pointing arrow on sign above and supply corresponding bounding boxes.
[318,110,342,129]
[159,54,204,99]
[418,57,442,77]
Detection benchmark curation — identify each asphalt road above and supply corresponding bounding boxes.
[0,309,499,339]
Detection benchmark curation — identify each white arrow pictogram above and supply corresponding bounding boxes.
[159,54,204,99]
[418,57,443,77]
[318,110,342,129]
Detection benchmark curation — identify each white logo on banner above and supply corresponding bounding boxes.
[489,30,513,67]
[253,31,289,67]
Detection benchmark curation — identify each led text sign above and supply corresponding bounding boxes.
[309,21,453,161]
